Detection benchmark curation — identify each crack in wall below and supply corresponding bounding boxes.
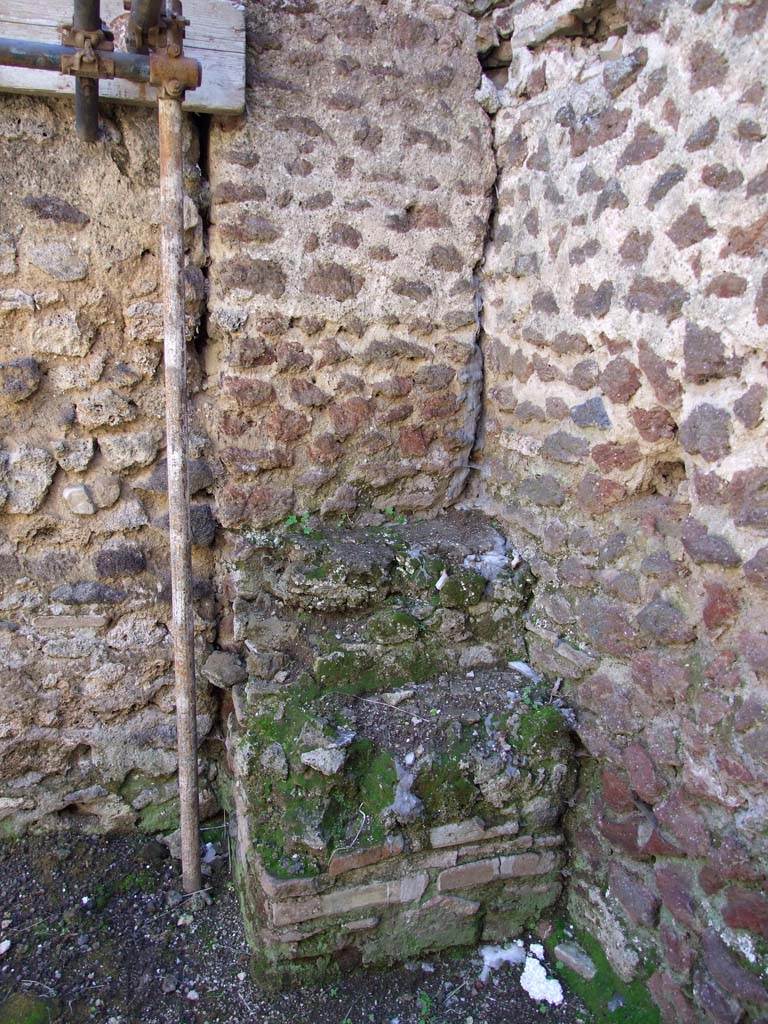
[447,97,502,510]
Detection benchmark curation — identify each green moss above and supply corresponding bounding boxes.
[365,608,420,644]
[314,648,375,692]
[244,680,397,878]
[414,736,479,821]
[317,742,397,852]
[483,882,562,940]
[137,798,179,834]
[0,994,56,1024]
[303,564,329,580]
[350,743,397,830]
[545,922,661,1024]
[314,641,439,695]
[392,551,445,594]
[362,905,480,964]
[439,570,487,610]
[251,947,339,990]
[0,819,20,840]
[515,705,568,752]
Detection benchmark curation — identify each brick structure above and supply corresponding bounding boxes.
[223,514,575,985]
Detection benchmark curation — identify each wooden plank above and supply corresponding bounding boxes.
[0,0,245,114]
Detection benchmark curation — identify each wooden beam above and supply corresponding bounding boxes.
[0,0,245,115]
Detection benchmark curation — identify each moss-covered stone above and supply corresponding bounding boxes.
[314,640,439,695]
[515,705,570,753]
[137,798,179,834]
[545,922,661,1024]
[361,901,481,963]
[414,736,480,822]
[439,570,488,610]
[364,608,421,644]
[227,513,579,986]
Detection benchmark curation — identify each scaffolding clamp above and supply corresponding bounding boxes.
[59,23,115,79]
[145,2,200,99]
[149,49,200,98]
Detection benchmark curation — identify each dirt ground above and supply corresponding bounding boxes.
[0,833,591,1024]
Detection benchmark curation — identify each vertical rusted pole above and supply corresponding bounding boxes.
[158,93,201,894]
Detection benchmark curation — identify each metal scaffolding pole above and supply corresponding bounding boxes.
[72,0,100,141]
[0,3,204,895]
[158,92,202,895]
[0,37,150,82]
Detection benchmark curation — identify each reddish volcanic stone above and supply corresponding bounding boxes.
[602,767,636,813]
[703,582,740,629]
[648,970,697,1024]
[661,922,696,975]
[723,887,768,938]
[609,863,660,927]
[631,652,689,703]
[654,790,710,856]
[637,338,682,404]
[655,864,699,929]
[623,742,665,802]
[702,929,768,1005]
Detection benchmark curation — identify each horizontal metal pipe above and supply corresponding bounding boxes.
[0,37,151,83]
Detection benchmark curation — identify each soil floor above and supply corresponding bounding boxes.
[0,833,591,1024]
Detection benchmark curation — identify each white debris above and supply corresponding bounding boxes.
[0,939,10,957]
[435,570,449,591]
[520,956,564,1006]
[463,535,508,580]
[479,942,526,982]
[186,990,200,1002]
[507,661,542,683]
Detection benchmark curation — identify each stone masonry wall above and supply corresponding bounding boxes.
[0,96,219,834]
[204,0,495,526]
[1,0,768,1019]
[474,1,768,1020]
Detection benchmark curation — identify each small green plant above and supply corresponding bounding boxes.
[284,511,314,535]
[416,989,434,1024]
[384,506,407,525]
[521,683,536,706]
